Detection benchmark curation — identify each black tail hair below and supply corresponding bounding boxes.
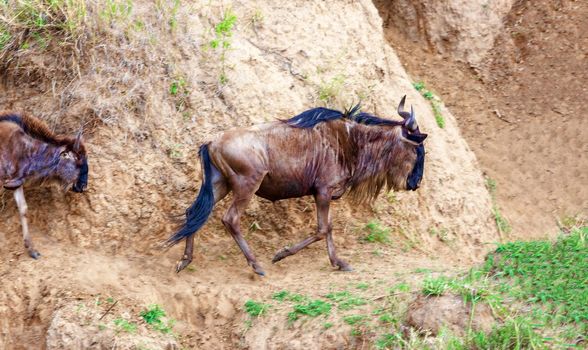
[166,143,215,245]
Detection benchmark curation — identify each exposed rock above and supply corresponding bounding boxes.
[375,0,515,65]
[406,294,496,336]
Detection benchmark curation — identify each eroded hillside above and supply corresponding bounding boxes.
[4,0,581,348]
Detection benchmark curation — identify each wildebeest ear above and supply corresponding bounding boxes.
[401,132,427,145]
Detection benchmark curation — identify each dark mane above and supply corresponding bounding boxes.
[283,107,345,128]
[0,112,69,146]
[353,112,403,127]
[284,104,403,129]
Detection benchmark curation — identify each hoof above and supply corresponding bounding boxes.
[338,262,353,272]
[175,259,192,273]
[272,248,290,264]
[252,263,266,277]
[28,250,41,260]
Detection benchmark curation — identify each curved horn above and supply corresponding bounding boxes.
[73,129,83,152]
[405,105,418,132]
[397,95,411,120]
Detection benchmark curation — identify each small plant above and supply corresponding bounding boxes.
[343,314,366,325]
[355,282,369,290]
[375,333,404,349]
[318,74,345,105]
[474,317,545,349]
[378,313,396,324]
[485,177,512,235]
[169,75,190,112]
[140,304,175,334]
[244,300,270,317]
[288,299,332,321]
[422,276,449,296]
[208,9,237,85]
[101,0,133,24]
[272,290,306,303]
[323,322,333,329]
[114,318,137,333]
[413,81,445,128]
[167,143,183,159]
[325,291,367,310]
[361,220,390,244]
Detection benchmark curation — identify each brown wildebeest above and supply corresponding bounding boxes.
[167,96,427,276]
[0,113,88,259]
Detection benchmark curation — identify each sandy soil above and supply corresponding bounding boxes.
[376,0,588,239]
[1,0,584,348]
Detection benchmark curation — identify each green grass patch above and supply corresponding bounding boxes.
[485,177,512,235]
[318,74,345,106]
[113,318,137,333]
[244,300,270,317]
[343,314,367,325]
[412,81,445,128]
[288,299,332,321]
[361,220,390,244]
[325,291,368,310]
[272,290,306,303]
[488,227,588,324]
[421,276,450,296]
[140,304,174,334]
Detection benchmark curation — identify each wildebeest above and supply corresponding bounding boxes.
[0,113,88,259]
[167,96,427,275]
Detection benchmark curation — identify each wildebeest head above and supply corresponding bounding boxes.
[57,131,88,193]
[396,96,427,191]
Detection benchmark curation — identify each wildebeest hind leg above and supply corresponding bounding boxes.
[222,174,266,276]
[13,187,40,259]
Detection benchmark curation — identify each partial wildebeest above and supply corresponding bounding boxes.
[0,113,88,259]
[167,96,427,275]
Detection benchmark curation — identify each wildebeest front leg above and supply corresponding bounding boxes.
[13,187,40,259]
[317,191,352,271]
[272,192,330,263]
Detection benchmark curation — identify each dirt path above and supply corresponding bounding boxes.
[376,0,588,239]
[0,231,470,349]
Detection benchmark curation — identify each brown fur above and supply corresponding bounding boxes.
[0,112,88,259]
[172,101,427,276]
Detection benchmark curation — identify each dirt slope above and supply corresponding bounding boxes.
[0,0,497,348]
[376,0,588,239]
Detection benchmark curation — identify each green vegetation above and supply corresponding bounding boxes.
[318,74,345,106]
[489,227,587,324]
[0,0,88,51]
[361,220,390,244]
[101,0,133,24]
[343,314,367,325]
[169,74,191,113]
[140,304,175,334]
[325,291,367,310]
[413,81,445,128]
[288,299,332,321]
[421,276,449,296]
[208,9,237,85]
[113,318,137,333]
[239,225,585,349]
[272,290,306,303]
[485,177,512,235]
[244,300,270,317]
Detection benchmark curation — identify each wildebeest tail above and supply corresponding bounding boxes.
[166,143,215,245]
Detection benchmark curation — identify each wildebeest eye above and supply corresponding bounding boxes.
[60,151,73,160]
